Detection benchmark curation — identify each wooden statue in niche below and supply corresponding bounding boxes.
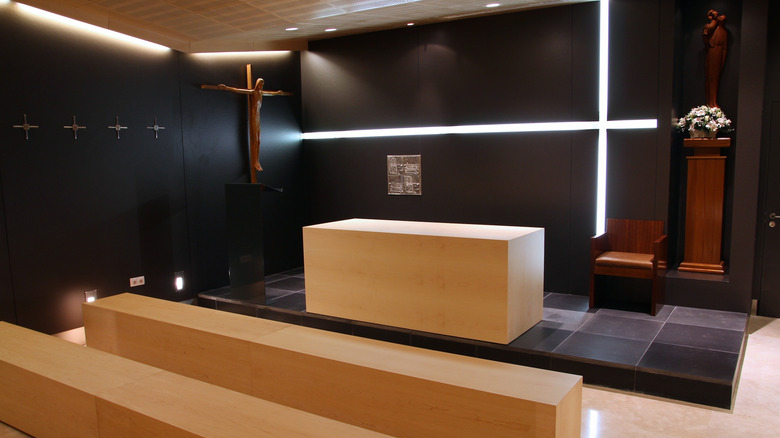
[703,9,727,108]
[202,65,291,184]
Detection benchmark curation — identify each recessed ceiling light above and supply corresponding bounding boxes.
[285,27,298,31]
[325,28,337,32]
[486,3,501,7]
[407,22,414,26]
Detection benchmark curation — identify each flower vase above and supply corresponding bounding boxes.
[689,129,716,139]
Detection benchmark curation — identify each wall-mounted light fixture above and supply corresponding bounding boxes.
[175,271,185,291]
[84,290,97,303]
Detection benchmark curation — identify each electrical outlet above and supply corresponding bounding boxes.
[130,276,145,287]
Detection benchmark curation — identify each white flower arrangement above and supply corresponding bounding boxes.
[676,105,732,133]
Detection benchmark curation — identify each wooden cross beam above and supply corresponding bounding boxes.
[202,64,291,184]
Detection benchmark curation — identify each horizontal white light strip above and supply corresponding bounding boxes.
[190,50,293,57]
[301,119,656,140]
[14,2,170,52]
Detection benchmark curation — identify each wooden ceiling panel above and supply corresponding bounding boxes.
[17,0,593,52]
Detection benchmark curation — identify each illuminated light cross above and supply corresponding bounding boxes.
[12,114,39,140]
[301,0,657,235]
[146,117,166,139]
[108,115,128,139]
[64,115,86,139]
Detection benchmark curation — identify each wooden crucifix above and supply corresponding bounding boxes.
[202,65,291,184]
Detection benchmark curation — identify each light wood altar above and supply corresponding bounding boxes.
[679,138,730,274]
[303,219,545,344]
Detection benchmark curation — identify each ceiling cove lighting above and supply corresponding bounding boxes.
[302,1,647,236]
[13,2,169,52]
[191,50,292,57]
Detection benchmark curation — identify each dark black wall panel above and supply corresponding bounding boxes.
[417,8,575,125]
[301,29,421,131]
[178,52,303,292]
[419,133,580,295]
[302,3,609,295]
[0,5,187,334]
[608,0,662,120]
[0,5,303,333]
[606,130,661,220]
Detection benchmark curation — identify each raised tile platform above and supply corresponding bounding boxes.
[199,268,748,409]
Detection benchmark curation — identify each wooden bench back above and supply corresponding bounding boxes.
[606,218,664,254]
[84,293,583,438]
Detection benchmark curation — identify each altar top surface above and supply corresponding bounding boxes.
[305,218,542,241]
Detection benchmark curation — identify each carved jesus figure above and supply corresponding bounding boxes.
[702,9,727,108]
[202,78,290,181]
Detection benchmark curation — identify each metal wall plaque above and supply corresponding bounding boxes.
[387,155,421,195]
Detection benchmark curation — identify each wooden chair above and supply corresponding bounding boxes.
[589,218,667,316]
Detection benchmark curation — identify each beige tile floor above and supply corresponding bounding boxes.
[2,316,779,437]
[581,315,780,437]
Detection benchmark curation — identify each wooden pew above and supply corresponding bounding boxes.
[0,321,389,438]
[84,293,583,438]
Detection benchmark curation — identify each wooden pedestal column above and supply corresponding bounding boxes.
[679,138,730,274]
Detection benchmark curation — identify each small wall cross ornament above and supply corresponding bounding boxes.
[108,116,128,139]
[64,115,86,139]
[12,114,39,140]
[146,117,165,138]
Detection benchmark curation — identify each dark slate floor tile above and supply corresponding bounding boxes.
[267,292,306,311]
[302,313,353,335]
[541,308,595,331]
[214,300,257,317]
[654,323,745,353]
[196,295,217,309]
[410,332,477,357]
[265,276,306,291]
[265,287,296,301]
[220,289,267,305]
[477,343,552,369]
[280,267,305,276]
[508,325,574,352]
[553,332,650,366]
[551,356,635,391]
[256,307,303,325]
[638,343,739,382]
[199,286,231,297]
[635,370,734,409]
[543,293,592,312]
[352,321,412,346]
[578,314,663,342]
[667,306,748,331]
[596,304,673,322]
[263,273,288,283]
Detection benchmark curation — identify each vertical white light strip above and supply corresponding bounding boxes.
[595,0,609,235]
